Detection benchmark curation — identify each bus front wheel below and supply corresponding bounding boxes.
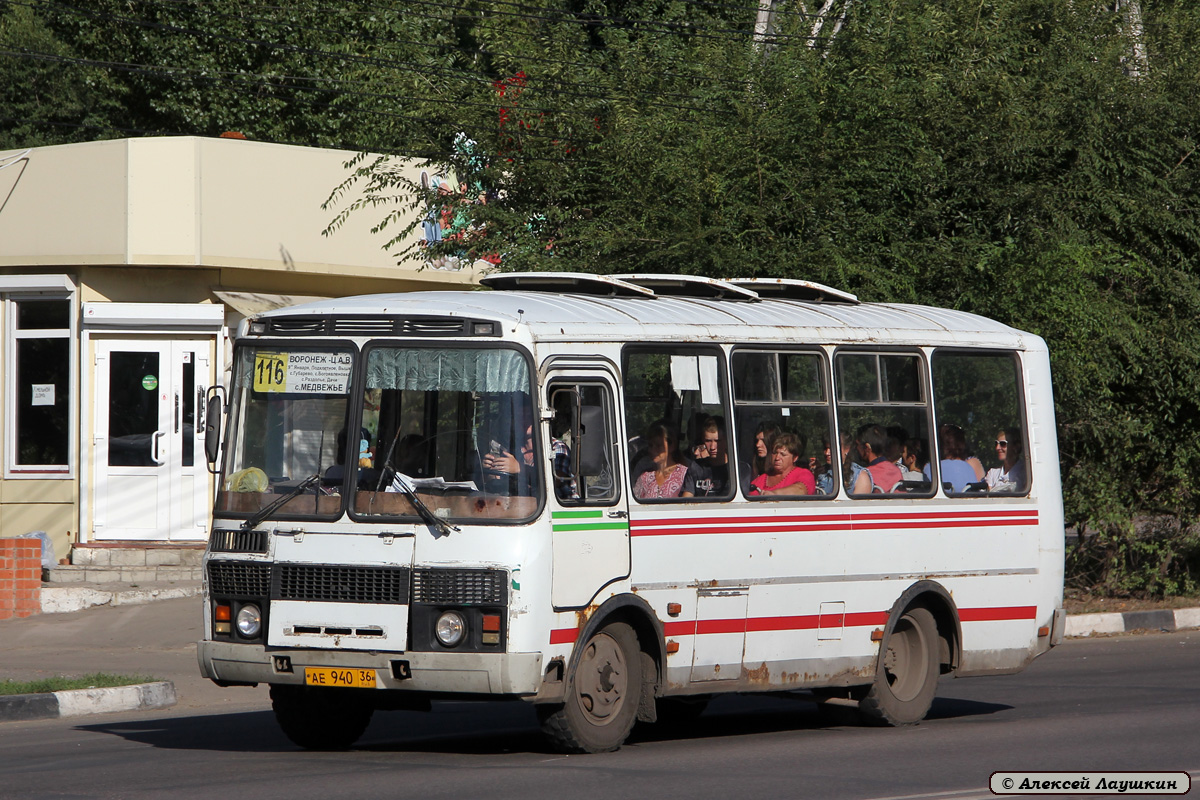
[539,622,643,753]
[859,606,939,726]
[270,684,374,750]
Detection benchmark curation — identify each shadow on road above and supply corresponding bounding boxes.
[926,695,1013,721]
[77,692,1011,755]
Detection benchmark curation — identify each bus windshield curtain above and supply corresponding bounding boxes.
[367,348,528,393]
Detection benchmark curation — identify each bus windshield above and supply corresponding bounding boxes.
[352,344,540,523]
[216,344,355,521]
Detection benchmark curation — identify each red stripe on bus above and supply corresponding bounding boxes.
[630,509,1038,529]
[630,515,1039,536]
[663,620,696,636]
[551,605,1035,644]
[959,606,1038,622]
[549,628,579,644]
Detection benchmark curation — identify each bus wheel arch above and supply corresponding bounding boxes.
[886,580,962,676]
[540,594,664,752]
[859,581,962,726]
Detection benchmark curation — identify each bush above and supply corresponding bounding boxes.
[1066,516,1200,598]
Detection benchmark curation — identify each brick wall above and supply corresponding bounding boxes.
[0,539,42,620]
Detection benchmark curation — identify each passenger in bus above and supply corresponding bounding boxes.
[838,431,859,490]
[900,437,928,481]
[749,421,781,483]
[851,424,903,494]
[633,423,690,499]
[966,443,986,482]
[924,423,978,492]
[551,405,579,501]
[749,432,815,497]
[886,426,909,468]
[480,401,536,496]
[985,428,1027,492]
[810,436,835,495]
[684,416,729,497]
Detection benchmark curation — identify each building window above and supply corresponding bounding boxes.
[7,296,73,474]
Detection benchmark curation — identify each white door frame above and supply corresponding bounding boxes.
[79,303,225,544]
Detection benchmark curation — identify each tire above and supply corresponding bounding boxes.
[858,606,940,726]
[270,684,374,750]
[538,622,643,753]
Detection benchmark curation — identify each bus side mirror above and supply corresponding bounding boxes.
[204,387,225,470]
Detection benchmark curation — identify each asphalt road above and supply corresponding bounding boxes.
[0,614,1197,800]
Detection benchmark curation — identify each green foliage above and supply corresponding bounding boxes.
[4,0,1200,592]
[1067,517,1200,598]
[0,672,158,696]
[0,3,126,148]
[0,0,430,150]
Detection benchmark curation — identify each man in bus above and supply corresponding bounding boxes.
[852,423,902,494]
[480,397,536,496]
[684,415,730,498]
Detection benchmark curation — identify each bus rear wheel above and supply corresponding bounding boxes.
[858,606,939,726]
[270,684,374,750]
[539,622,642,753]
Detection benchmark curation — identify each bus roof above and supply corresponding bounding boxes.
[249,274,1039,350]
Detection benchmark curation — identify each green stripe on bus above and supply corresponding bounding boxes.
[552,522,630,533]
[551,510,604,520]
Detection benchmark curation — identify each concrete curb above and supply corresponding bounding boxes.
[40,584,201,614]
[0,681,176,723]
[1066,607,1200,637]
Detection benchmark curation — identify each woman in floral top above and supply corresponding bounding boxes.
[633,423,690,499]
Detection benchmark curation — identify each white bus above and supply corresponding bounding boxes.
[198,272,1065,753]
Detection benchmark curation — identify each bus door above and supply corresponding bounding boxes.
[544,370,630,609]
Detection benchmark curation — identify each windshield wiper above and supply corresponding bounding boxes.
[387,473,460,537]
[240,473,320,532]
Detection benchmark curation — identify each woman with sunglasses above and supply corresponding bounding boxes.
[985,428,1027,492]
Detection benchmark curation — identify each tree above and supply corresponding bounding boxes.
[4,0,1200,560]
[335,0,1200,542]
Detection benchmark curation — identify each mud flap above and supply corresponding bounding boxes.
[637,651,658,723]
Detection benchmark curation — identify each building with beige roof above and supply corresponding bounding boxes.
[0,136,480,562]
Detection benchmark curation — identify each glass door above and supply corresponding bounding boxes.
[92,339,211,540]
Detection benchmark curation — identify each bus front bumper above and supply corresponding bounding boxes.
[197,640,544,696]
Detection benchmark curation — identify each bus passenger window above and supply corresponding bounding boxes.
[834,351,934,497]
[930,351,1029,496]
[732,350,833,499]
[623,347,731,502]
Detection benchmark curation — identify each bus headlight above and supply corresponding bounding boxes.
[236,604,262,638]
[435,611,466,647]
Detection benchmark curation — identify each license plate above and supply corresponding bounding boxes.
[304,667,377,688]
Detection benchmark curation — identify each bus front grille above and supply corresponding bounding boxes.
[273,564,411,604]
[411,568,508,605]
[209,529,268,554]
[207,561,272,597]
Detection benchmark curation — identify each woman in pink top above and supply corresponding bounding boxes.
[749,432,815,497]
[633,423,690,499]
